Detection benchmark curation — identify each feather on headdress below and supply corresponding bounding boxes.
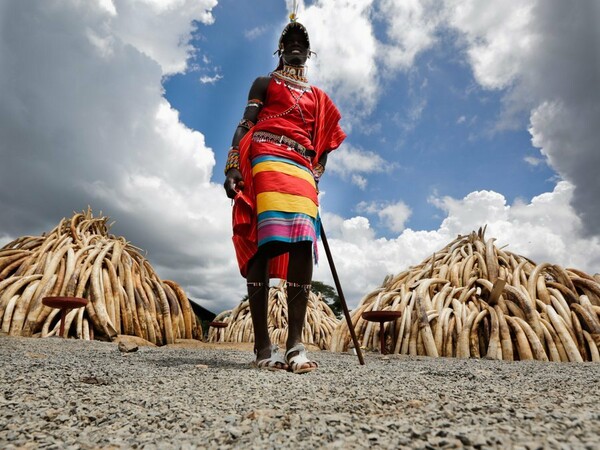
[277,1,310,54]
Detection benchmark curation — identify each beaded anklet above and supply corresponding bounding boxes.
[287,281,311,292]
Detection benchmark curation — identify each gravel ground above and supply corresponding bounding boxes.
[1,335,599,449]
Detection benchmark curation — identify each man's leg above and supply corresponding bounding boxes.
[246,254,274,363]
[285,241,317,370]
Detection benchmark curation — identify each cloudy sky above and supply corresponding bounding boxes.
[1,0,599,314]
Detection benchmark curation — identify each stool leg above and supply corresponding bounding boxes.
[379,321,386,354]
[59,309,67,338]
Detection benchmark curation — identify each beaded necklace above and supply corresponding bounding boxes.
[272,64,310,89]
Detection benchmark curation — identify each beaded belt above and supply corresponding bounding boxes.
[252,131,315,159]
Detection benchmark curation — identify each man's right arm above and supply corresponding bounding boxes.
[224,77,270,199]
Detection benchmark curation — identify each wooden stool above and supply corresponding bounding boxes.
[42,296,88,338]
[208,321,228,340]
[361,310,402,354]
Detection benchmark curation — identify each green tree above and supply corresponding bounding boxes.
[311,280,342,319]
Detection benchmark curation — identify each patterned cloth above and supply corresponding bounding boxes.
[252,155,319,249]
[232,76,346,279]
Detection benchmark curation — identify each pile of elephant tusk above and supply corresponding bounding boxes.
[330,227,600,362]
[207,280,339,350]
[0,209,201,344]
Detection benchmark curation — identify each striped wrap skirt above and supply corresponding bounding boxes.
[251,154,319,260]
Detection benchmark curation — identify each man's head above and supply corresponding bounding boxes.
[278,22,311,66]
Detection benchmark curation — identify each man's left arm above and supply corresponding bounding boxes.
[313,152,328,184]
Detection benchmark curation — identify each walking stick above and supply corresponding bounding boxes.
[319,218,365,365]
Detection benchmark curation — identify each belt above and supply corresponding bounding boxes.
[252,131,315,159]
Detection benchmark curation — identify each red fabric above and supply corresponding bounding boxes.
[256,77,316,152]
[232,77,346,279]
[253,170,317,201]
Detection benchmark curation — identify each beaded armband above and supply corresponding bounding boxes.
[246,98,264,109]
[312,163,325,182]
[224,146,240,175]
[238,118,255,131]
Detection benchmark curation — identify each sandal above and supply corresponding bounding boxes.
[285,343,318,374]
[253,344,288,372]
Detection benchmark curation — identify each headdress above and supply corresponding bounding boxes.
[271,1,312,86]
[276,1,311,56]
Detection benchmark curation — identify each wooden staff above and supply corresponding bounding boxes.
[319,218,365,365]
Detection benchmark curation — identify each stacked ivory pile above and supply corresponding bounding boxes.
[207,280,339,350]
[330,227,600,362]
[0,209,201,344]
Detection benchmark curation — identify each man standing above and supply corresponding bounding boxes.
[224,14,345,373]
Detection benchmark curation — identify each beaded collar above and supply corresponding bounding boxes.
[272,64,310,89]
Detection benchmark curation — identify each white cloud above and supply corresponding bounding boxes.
[377,0,445,71]
[327,143,391,187]
[111,0,217,75]
[244,26,268,40]
[524,155,545,167]
[316,182,600,309]
[528,99,600,233]
[444,1,600,235]
[430,190,510,234]
[199,74,223,84]
[377,202,412,233]
[446,0,536,89]
[300,1,600,241]
[292,0,444,119]
[351,175,368,190]
[98,0,117,16]
[357,201,412,233]
[315,213,447,308]
[0,0,242,312]
[300,0,380,114]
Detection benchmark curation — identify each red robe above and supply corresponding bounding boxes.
[232,79,346,279]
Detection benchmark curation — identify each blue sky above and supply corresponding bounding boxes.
[1,0,599,313]
[166,0,561,239]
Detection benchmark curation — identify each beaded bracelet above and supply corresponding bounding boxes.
[238,118,255,130]
[312,162,325,182]
[224,147,240,174]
